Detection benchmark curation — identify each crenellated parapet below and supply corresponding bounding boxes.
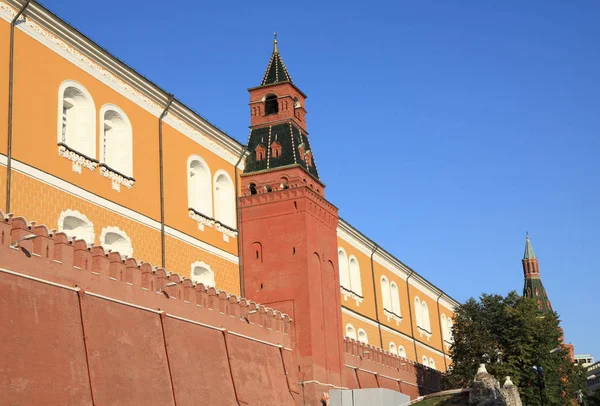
[343,337,443,396]
[0,210,292,347]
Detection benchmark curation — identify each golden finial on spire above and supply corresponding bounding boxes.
[273,31,278,53]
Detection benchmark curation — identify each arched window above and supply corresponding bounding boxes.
[414,297,423,328]
[447,318,453,342]
[58,209,94,244]
[422,301,431,332]
[338,248,350,289]
[441,314,448,341]
[100,105,133,177]
[213,170,235,228]
[100,226,133,258]
[190,261,215,287]
[348,256,362,296]
[398,346,406,359]
[345,323,357,340]
[389,342,397,355]
[381,276,391,310]
[422,355,428,366]
[58,80,96,158]
[188,156,212,216]
[265,94,278,115]
[429,358,436,369]
[357,329,368,344]
[390,282,401,316]
[248,183,257,195]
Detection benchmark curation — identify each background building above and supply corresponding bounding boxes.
[0,0,457,375]
[576,354,595,367]
[587,362,600,395]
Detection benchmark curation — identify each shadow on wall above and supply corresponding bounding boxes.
[416,364,443,397]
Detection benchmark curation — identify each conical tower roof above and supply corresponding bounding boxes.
[260,33,293,86]
[523,234,536,260]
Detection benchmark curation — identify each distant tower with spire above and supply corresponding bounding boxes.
[522,234,552,312]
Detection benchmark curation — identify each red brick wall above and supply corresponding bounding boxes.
[0,211,299,406]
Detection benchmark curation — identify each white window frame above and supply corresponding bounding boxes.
[100,226,133,258]
[190,261,215,287]
[57,209,95,245]
[345,323,357,341]
[99,104,133,180]
[213,169,236,229]
[357,328,368,344]
[187,155,213,217]
[57,80,97,172]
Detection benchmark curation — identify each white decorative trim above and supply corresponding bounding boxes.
[417,326,432,341]
[189,209,215,231]
[340,286,364,306]
[215,222,238,239]
[100,166,134,191]
[1,156,239,264]
[383,309,402,325]
[58,144,98,173]
[0,1,245,168]
[100,226,133,258]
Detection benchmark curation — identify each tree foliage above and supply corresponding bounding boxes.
[445,291,586,405]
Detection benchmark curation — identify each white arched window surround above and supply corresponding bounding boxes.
[213,169,236,229]
[57,80,96,159]
[441,314,448,341]
[99,104,133,178]
[398,345,406,359]
[390,281,401,316]
[190,261,215,287]
[357,328,368,344]
[348,255,362,296]
[381,276,391,310]
[414,297,423,328]
[422,355,428,366]
[422,301,431,332]
[338,247,350,290]
[58,209,94,245]
[429,358,436,369]
[389,341,397,354]
[187,155,213,217]
[100,226,133,258]
[345,323,357,340]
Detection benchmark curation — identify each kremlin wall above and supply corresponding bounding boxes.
[0,0,457,403]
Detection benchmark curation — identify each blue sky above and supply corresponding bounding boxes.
[42,1,600,357]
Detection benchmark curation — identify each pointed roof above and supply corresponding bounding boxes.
[260,33,293,86]
[523,234,537,260]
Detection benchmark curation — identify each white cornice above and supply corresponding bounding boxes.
[0,0,245,168]
[338,219,459,309]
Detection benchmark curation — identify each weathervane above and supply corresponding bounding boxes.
[273,31,278,53]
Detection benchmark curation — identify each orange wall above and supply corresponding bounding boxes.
[337,238,376,320]
[1,19,240,259]
[11,30,161,221]
[162,124,238,255]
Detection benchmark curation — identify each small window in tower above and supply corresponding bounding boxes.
[265,95,278,115]
[249,183,257,195]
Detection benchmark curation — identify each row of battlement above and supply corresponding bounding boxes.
[0,210,292,341]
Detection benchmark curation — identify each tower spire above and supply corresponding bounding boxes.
[260,34,293,86]
[523,233,536,259]
[521,233,552,312]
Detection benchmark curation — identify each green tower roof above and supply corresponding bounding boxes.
[523,234,536,260]
[260,34,293,86]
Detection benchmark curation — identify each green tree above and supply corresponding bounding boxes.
[445,291,586,405]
